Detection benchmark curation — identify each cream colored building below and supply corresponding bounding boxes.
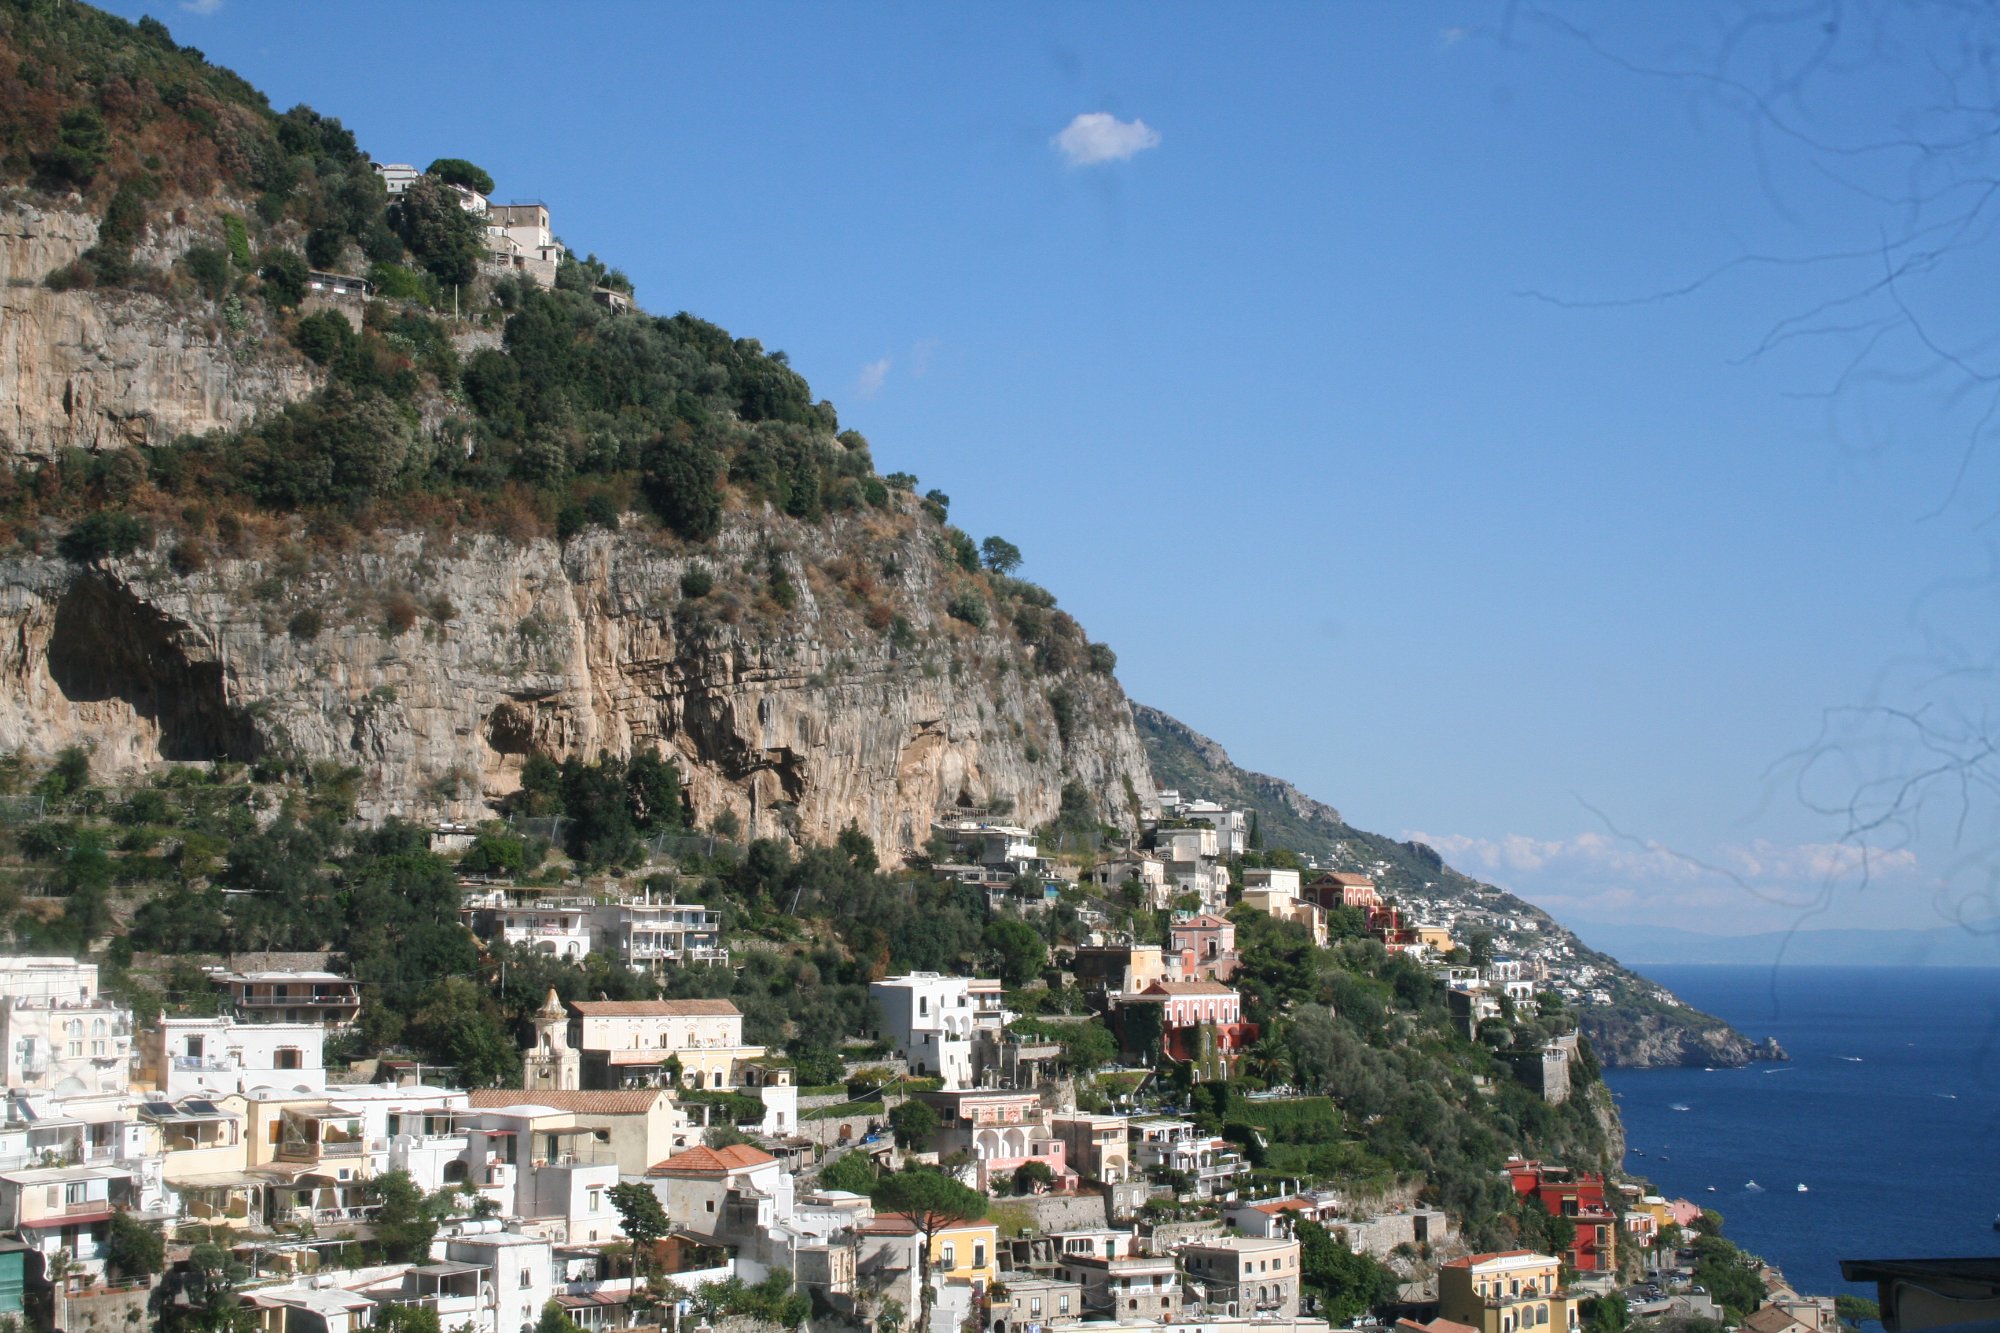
[1181,1236,1301,1318]
[1438,1251,1578,1333]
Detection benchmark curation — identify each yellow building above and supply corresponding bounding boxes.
[1414,925,1455,953]
[930,1218,1000,1290]
[1438,1251,1578,1333]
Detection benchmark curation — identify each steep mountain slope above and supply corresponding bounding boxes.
[0,2,1159,853]
[1134,704,1786,1068]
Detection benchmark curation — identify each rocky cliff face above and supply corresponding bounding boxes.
[0,502,1156,856]
[0,196,318,457]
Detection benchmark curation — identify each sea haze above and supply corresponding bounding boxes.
[1604,965,2000,1300]
[1567,921,2000,967]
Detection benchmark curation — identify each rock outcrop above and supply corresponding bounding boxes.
[0,504,1156,857]
[0,197,318,457]
[1576,1008,1790,1069]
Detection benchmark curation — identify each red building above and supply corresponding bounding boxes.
[1506,1159,1617,1274]
[1117,980,1259,1073]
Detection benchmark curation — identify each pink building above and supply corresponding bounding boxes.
[918,1089,1078,1195]
[1169,914,1239,980]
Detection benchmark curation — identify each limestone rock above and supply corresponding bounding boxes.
[0,509,1156,859]
[0,197,318,458]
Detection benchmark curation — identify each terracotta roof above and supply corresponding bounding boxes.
[572,999,742,1017]
[862,1212,919,1236]
[1329,873,1375,886]
[648,1143,775,1175]
[1444,1250,1544,1269]
[1743,1309,1811,1333]
[467,1089,667,1115]
[1399,1319,1481,1333]
[1253,1196,1316,1214]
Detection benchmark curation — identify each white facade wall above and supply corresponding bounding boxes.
[575,1010,743,1053]
[447,1231,554,1333]
[157,1018,325,1098]
[869,974,979,1088]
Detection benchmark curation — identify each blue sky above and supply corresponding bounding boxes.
[115,2,2000,937]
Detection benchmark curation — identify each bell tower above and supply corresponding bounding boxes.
[524,988,579,1092]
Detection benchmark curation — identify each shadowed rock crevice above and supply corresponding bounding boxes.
[47,576,262,762]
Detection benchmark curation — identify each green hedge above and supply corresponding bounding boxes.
[805,1099,882,1121]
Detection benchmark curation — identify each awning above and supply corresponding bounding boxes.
[558,1294,630,1310]
[0,1165,129,1186]
[410,1261,488,1278]
[247,1163,335,1182]
[169,1171,264,1190]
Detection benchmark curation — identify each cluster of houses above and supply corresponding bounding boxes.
[372,161,569,290]
[0,785,1817,1333]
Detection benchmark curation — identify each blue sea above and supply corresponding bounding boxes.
[1603,965,2000,1299]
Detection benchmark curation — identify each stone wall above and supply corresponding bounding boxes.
[1009,1192,1108,1234]
[1144,1219,1226,1252]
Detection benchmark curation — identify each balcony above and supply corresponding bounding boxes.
[237,992,360,1009]
[173,1056,237,1072]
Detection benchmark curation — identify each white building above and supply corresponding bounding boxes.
[598,896,728,970]
[1168,799,1251,858]
[372,162,420,195]
[148,1017,325,1098]
[463,889,597,961]
[868,974,1009,1089]
[444,1229,555,1333]
[485,203,565,288]
[0,957,131,1097]
[932,821,1044,875]
[1240,868,1301,899]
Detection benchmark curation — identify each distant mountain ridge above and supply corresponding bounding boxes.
[1131,704,1346,857]
[1132,703,1788,1068]
[1564,918,2000,968]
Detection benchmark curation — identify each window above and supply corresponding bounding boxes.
[519,1270,533,1289]
[974,1244,986,1268]
[942,1244,955,1268]
[1030,1301,1042,1317]
[275,1048,301,1070]
[706,1200,715,1214]
[1059,1297,1071,1315]
[588,1189,602,1212]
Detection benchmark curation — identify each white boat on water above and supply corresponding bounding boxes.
[1797,1184,1809,1193]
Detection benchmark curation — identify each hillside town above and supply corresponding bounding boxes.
[0,52,1842,1333]
[0,773,1825,1333]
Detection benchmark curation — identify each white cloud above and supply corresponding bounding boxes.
[856,358,891,400]
[180,0,223,14]
[1403,827,1921,929]
[1053,112,1161,167]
